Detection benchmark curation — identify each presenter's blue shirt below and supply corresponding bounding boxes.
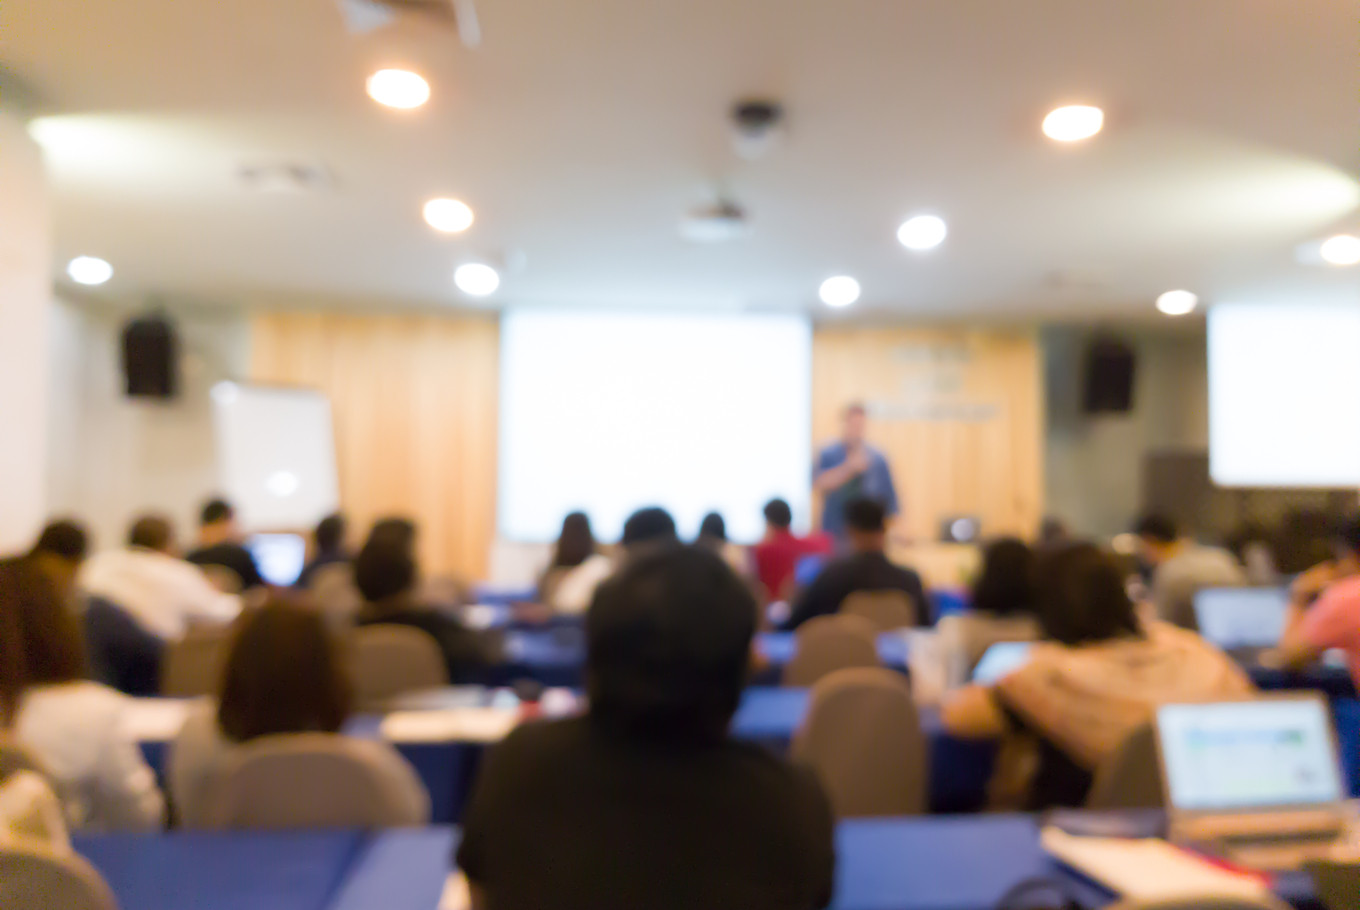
[815,442,899,537]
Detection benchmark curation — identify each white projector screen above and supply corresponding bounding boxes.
[499,311,813,542]
[1208,303,1360,488]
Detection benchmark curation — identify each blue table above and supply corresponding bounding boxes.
[327,827,456,910]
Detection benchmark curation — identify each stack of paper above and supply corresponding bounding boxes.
[1041,827,1268,901]
[380,708,520,743]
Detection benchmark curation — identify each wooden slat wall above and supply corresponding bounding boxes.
[812,326,1044,542]
[249,312,499,581]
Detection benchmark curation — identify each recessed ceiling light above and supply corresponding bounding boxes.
[366,69,430,109]
[1156,289,1198,317]
[1042,105,1104,142]
[819,276,861,308]
[1319,234,1360,266]
[423,198,474,233]
[897,214,948,251]
[66,256,113,286]
[454,262,500,296]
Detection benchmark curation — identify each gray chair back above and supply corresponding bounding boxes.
[0,839,117,910]
[350,625,449,707]
[841,589,917,631]
[792,667,928,817]
[783,614,880,687]
[201,733,429,830]
[160,626,234,698]
[1086,721,1165,810]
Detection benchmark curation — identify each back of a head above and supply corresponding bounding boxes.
[30,520,89,563]
[128,515,175,553]
[0,558,87,724]
[1035,543,1140,646]
[697,512,727,543]
[621,507,678,551]
[844,497,887,536]
[763,498,793,531]
[352,537,416,603]
[365,517,417,552]
[972,537,1037,617]
[314,514,346,554]
[1132,514,1177,544]
[553,512,595,569]
[218,599,352,742]
[586,545,755,742]
[200,498,235,527]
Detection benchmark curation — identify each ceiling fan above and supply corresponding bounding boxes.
[336,0,481,48]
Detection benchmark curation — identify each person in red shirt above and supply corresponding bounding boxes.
[751,498,833,604]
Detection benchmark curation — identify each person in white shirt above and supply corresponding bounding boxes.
[1,557,165,831]
[78,514,240,641]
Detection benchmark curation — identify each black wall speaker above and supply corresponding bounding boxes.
[120,313,179,399]
[1081,337,1136,414]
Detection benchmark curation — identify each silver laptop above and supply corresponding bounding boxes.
[1192,587,1289,660]
[1155,695,1354,870]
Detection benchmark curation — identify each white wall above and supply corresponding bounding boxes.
[0,112,52,550]
[46,298,250,552]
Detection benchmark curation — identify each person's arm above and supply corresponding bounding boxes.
[941,684,1008,740]
[813,447,870,493]
[178,564,242,626]
[1274,562,1341,668]
[878,452,901,518]
[905,571,931,627]
[238,549,266,590]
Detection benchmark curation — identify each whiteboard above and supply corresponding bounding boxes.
[211,383,340,530]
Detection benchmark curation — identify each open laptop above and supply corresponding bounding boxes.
[1192,587,1290,662]
[1155,695,1355,870]
[971,641,1034,685]
[246,533,307,587]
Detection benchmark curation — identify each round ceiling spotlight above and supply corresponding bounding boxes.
[819,276,861,308]
[1155,289,1199,317]
[423,198,474,233]
[897,214,948,251]
[366,69,430,109]
[454,262,500,296]
[1042,105,1104,142]
[66,256,113,286]
[1319,234,1360,266]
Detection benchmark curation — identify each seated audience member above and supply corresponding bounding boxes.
[1036,516,1071,551]
[620,506,679,557]
[752,499,832,604]
[695,512,748,575]
[170,598,420,827]
[941,544,1252,810]
[27,519,90,604]
[296,513,350,589]
[186,498,265,590]
[79,515,240,641]
[353,536,488,682]
[539,512,612,615]
[937,537,1040,680]
[457,545,835,910]
[0,558,164,830]
[784,497,929,630]
[1133,514,1246,631]
[1277,517,1360,690]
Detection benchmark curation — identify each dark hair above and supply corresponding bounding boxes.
[352,537,416,603]
[971,537,1037,618]
[0,558,87,724]
[366,517,417,551]
[551,512,595,569]
[697,512,727,543]
[1133,514,1177,544]
[621,507,678,548]
[844,497,887,534]
[1034,544,1141,646]
[314,514,346,554]
[200,498,235,526]
[586,545,755,742]
[31,520,89,562]
[763,498,793,530]
[129,515,174,551]
[217,600,353,742]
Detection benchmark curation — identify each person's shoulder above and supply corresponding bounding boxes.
[487,717,587,765]
[27,681,132,725]
[720,741,833,821]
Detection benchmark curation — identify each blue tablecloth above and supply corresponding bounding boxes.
[73,830,366,910]
[327,827,457,910]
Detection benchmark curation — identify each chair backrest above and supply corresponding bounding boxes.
[0,737,51,786]
[792,667,928,817]
[1086,721,1165,810]
[200,565,244,595]
[840,589,917,631]
[0,838,117,910]
[82,597,164,697]
[0,772,67,846]
[349,625,449,707]
[308,563,362,630]
[1107,897,1291,910]
[201,733,429,830]
[160,625,234,698]
[783,614,880,687]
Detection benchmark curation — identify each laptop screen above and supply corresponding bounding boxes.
[1157,699,1343,812]
[246,533,307,587]
[1192,587,1289,650]
[971,642,1034,684]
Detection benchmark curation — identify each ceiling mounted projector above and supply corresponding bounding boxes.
[679,199,750,243]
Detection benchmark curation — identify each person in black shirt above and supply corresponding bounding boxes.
[185,499,265,590]
[784,497,930,629]
[295,513,350,589]
[457,545,835,910]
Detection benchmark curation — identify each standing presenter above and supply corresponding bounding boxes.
[813,402,900,541]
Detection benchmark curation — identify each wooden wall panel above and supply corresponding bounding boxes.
[812,327,1044,543]
[249,312,498,581]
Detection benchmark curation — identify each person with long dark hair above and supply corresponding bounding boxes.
[937,538,1040,681]
[538,512,612,613]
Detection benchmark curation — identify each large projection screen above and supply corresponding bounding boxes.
[499,311,813,542]
[1208,304,1360,488]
